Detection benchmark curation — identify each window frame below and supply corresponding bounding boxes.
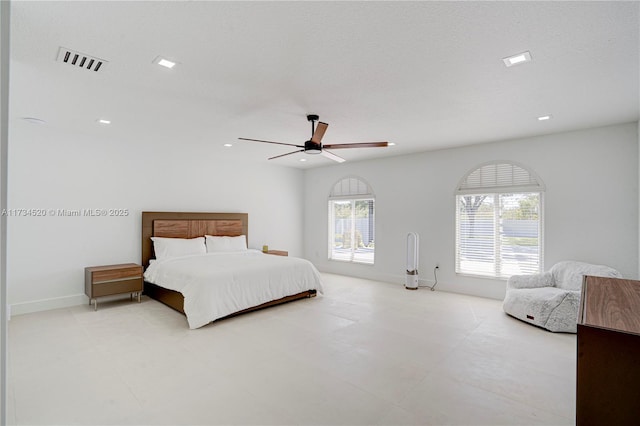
[454,161,545,280]
[328,176,375,265]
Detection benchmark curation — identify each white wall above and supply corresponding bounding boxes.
[304,122,639,300]
[8,121,639,312]
[1,1,10,424]
[8,123,304,314]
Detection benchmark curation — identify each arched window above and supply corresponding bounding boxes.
[328,176,375,264]
[455,161,544,279]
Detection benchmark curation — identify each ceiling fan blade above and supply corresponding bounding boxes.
[310,122,328,144]
[238,138,304,148]
[322,142,389,149]
[268,149,305,160]
[320,149,345,163]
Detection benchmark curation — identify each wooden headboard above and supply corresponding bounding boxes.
[141,212,249,268]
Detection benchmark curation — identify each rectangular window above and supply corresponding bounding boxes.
[456,192,542,278]
[329,199,374,264]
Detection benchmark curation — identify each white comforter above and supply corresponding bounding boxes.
[143,250,324,329]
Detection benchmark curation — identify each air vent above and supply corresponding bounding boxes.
[56,47,107,72]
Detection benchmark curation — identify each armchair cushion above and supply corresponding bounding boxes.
[503,261,622,333]
[507,272,553,290]
[550,261,620,291]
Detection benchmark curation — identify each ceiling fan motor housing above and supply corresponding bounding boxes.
[304,140,322,154]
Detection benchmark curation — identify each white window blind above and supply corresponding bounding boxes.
[455,162,544,279]
[458,162,542,194]
[330,176,373,199]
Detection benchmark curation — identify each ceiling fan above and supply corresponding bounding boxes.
[238,114,389,163]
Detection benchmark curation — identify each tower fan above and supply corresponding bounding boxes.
[405,232,419,290]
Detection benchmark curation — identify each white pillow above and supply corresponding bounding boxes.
[151,236,206,261]
[205,235,247,253]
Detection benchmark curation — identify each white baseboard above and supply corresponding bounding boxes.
[317,267,438,289]
[10,294,87,317]
[317,267,402,286]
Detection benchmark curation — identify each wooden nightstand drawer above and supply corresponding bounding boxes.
[85,263,143,310]
[92,265,142,283]
[266,250,288,256]
[92,277,142,297]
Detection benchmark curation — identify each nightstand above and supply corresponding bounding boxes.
[84,263,143,311]
[266,250,288,256]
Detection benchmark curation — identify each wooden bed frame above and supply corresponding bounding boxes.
[141,211,316,320]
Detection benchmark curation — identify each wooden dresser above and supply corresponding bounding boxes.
[576,275,640,425]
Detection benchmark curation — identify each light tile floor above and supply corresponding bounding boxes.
[7,273,576,425]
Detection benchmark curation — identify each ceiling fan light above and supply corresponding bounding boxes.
[304,140,322,154]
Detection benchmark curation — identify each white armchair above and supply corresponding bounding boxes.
[502,261,622,333]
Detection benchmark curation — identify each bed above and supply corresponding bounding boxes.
[142,212,323,328]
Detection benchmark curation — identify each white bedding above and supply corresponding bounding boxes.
[143,249,324,329]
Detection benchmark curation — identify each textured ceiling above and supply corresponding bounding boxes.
[9,1,640,168]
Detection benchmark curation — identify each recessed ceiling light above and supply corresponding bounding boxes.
[299,158,307,162]
[388,142,396,146]
[537,115,552,121]
[97,119,111,125]
[223,143,233,147]
[502,51,532,67]
[21,117,46,125]
[153,56,177,69]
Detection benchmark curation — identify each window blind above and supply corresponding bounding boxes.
[328,176,375,265]
[457,161,545,194]
[455,162,543,279]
